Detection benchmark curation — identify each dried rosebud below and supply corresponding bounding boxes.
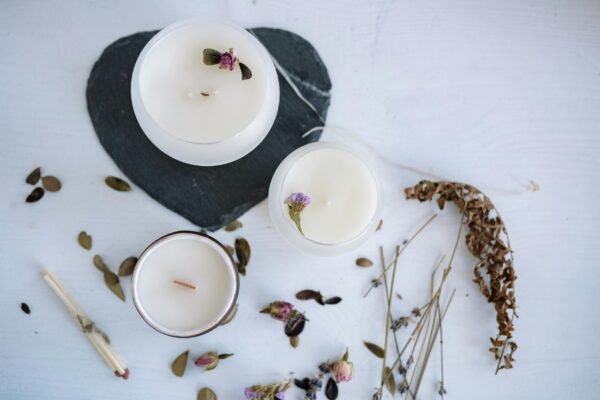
[269,301,294,321]
[194,352,219,371]
[219,49,238,71]
[332,359,353,383]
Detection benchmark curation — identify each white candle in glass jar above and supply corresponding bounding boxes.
[131,232,238,337]
[131,19,279,166]
[269,142,382,255]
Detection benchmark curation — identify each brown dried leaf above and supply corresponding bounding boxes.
[25,187,44,203]
[356,257,373,267]
[105,176,131,192]
[118,257,138,276]
[78,231,92,250]
[171,350,189,377]
[26,167,41,185]
[296,289,322,301]
[41,176,61,192]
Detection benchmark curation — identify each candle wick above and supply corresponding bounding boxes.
[173,280,196,290]
[200,92,210,97]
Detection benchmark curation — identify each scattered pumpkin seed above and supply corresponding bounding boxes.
[220,304,238,326]
[197,387,217,400]
[224,220,243,232]
[171,350,189,377]
[41,176,61,192]
[356,257,373,267]
[25,167,41,185]
[105,176,131,192]
[364,341,385,358]
[78,231,92,250]
[118,257,138,276]
[289,336,300,348]
[25,187,44,203]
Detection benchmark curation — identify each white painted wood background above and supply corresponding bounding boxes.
[1,0,599,399]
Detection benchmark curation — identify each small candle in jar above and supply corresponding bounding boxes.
[132,232,238,337]
[269,142,382,255]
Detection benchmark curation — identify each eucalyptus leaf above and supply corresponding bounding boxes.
[41,176,61,192]
[384,366,396,395]
[171,350,189,377]
[239,62,252,80]
[78,231,92,250]
[118,256,138,276]
[364,341,385,358]
[26,167,41,185]
[198,387,217,400]
[105,176,131,192]
[325,378,339,400]
[203,49,221,65]
[224,220,243,232]
[220,303,238,326]
[25,187,44,203]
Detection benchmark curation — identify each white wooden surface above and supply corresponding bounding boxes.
[1,1,599,399]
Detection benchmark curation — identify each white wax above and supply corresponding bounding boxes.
[280,148,378,244]
[139,23,267,143]
[134,234,236,335]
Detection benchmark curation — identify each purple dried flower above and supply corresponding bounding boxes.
[275,392,285,400]
[244,388,256,399]
[285,192,311,234]
[219,49,238,71]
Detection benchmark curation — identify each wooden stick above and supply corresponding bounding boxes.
[43,271,128,379]
[172,280,196,290]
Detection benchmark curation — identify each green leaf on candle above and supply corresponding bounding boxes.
[288,209,304,235]
[202,49,221,65]
[118,256,138,276]
[171,350,189,377]
[239,62,252,80]
[105,176,131,192]
[78,231,92,250]
[197,387,217,400]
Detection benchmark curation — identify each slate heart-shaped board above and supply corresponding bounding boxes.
[86,28,331,231]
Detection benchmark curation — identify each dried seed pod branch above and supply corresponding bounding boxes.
[404,180,518,372]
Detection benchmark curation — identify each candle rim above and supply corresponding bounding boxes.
[268,141,384,253]
[131,230,239,338]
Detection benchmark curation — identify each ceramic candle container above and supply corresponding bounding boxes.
[131,231,238,337]
[268,142,383,256]
[131,19,279,166]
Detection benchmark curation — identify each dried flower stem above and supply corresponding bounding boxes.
[436,298,446,399]
[379,247,402,358]
[378,246,400,397]
[376,214,438,279]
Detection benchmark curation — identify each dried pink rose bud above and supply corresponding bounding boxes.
[194,352,219,371]
[269,301,294,321]
[332,359,353,383]
[219,49,238,71]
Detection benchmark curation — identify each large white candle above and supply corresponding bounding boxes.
[132,232,238,337]
[269,142,382,255]
[131,19,279,166]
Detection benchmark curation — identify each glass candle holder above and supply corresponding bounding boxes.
[131,231,239,337]
[268,142,383,256]
[131,19,280,166]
